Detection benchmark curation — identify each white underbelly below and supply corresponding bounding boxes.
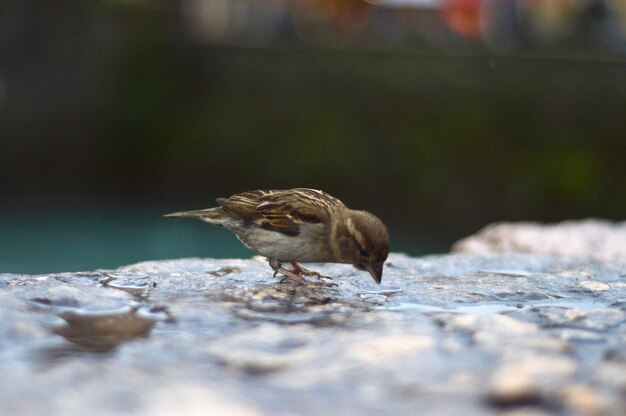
[236,223,334,263]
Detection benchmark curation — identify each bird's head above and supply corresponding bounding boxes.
[331,210,389,284]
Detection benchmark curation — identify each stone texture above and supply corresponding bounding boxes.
[1,220,626,415]
[452,219,626,263]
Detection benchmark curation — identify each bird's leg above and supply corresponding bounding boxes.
[290,261,333,281]
[268,258,308,284]
[268,258,336,286]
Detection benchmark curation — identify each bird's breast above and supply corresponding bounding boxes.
[235,222,335,263]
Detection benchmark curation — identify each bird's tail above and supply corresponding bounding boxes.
[164,207,223,220]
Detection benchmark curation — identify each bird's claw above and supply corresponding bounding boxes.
[274,262,337,287]
[314,273,333,281]
[290,262,333,281]
[300,269,332,280]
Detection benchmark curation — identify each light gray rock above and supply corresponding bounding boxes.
[452,219,626,263]
[0,251,625,416]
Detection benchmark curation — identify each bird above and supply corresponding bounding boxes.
[164,188,389,285]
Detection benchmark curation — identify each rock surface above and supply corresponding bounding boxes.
[1,250,625,416]
[452,219,626,263]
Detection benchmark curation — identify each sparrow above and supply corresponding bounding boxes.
[164,188,389,285]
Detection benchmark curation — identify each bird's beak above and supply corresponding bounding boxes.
[366,262,383,284]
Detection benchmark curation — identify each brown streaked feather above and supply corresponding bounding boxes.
[218,188,345,236]
[164,207,223,219]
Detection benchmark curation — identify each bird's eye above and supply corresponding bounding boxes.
[359,247,368,257]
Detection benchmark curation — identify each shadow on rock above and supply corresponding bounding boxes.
[208,283,364,326]
[52,305,170,352]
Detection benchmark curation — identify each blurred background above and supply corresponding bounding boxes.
[1,0,625,274]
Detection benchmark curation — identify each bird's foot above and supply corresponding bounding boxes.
[279,266,337,287]
[290,262,333,281]
[269,259,336,287]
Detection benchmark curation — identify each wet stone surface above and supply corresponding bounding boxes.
[1,253,625,415]
[453,219,626,263]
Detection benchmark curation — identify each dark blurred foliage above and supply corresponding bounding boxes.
[1,0,625,272]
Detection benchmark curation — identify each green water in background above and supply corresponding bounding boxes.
[0,207,437,275]
[0,208,247,274]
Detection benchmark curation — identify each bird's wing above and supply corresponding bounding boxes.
[219,188,345,236]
